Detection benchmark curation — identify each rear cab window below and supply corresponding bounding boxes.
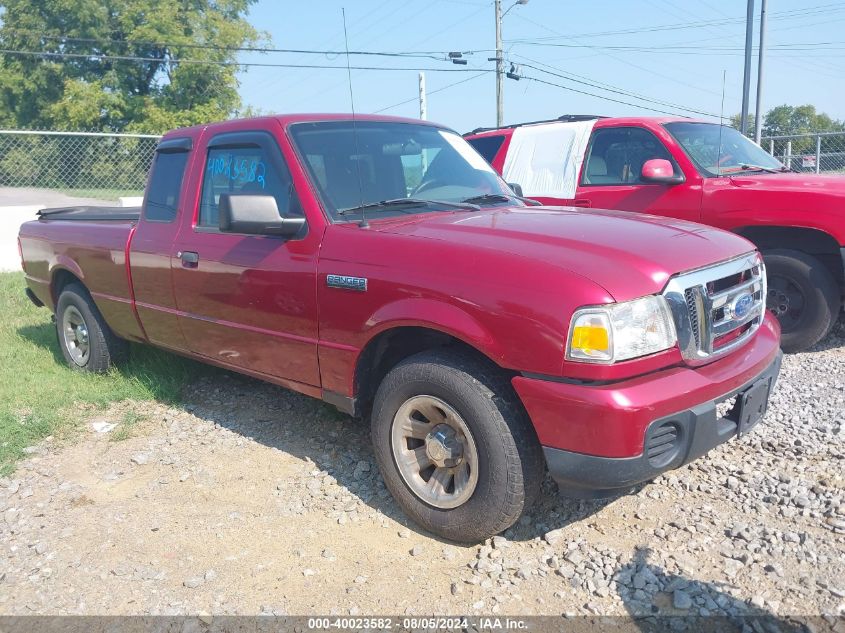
[144,143,191,222]
[466,134,506,164]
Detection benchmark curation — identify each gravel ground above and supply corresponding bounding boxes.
[0,321,843,626]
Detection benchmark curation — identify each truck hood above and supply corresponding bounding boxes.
[727,172,845,198]
[370,206,755,301]
[710,173,845,243]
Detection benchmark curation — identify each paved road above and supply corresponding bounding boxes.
[0,187,113,208]
[0,188,115,272]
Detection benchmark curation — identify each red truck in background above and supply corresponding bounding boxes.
[465,115,845,353]
[19,114,782,542]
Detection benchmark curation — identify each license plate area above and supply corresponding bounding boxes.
[731,378,771,435]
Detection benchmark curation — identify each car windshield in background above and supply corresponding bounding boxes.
[664,122,785,177]
[289,121,515,220]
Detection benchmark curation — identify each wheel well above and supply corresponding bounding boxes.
[353,327,507,417]
[735,226,843,286]
[51,269,83,306]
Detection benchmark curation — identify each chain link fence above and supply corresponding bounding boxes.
[761,131,845,174]
[1,128,841,200]
[0,130,162,198]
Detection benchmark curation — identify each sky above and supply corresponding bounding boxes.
[236,0,845,134]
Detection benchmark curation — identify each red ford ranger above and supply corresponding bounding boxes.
[19,114,782,542]
[466,115,845,353]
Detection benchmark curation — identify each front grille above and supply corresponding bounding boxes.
[663,253,766,364]
[684,288,701,348]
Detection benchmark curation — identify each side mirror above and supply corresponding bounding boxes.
[507,182,524,197]
[218,194,306,237]
[641,159,685,185]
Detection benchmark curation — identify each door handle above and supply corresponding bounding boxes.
[178,251,199,268]
[571,199,592,208]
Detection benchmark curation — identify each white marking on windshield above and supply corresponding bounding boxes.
[438,131,497,173]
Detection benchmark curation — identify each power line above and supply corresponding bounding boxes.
[508,12,729,99]
[513,59,719,117]
[521,74,694,118]
[0,47,485,72]
[373,71,491,113]
[254,0,414,112]
[504,3,845,42]
[0,28,464,60]
[503,41,845,54]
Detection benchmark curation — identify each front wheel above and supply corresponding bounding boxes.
[370,349,544,543]
[56,283,129,372]
[763,249,840,353]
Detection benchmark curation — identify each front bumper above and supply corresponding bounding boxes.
[543,351,781,497]
[512,312,782,498]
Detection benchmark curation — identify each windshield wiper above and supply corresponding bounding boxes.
[338,197,479,216]
[461,193,542,207]
[723,164,786,174]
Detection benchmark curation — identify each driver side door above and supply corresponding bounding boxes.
[575,126,702,223]
[171,128,322,388]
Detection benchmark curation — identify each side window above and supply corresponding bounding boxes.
[582,128,678,186]
[466,134,506,164]
[198,143,301,229]
[144,151,189,222]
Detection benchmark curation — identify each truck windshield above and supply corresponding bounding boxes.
[664,122,785,177]
[289,120,515,220]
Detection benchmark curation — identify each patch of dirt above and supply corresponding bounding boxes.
[0,361,843,621]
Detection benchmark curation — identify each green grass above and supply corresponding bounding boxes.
[59,188,143,201]
[0,272,204,475]
[111,410,146,442]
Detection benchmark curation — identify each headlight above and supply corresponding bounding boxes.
[566,296,677,363]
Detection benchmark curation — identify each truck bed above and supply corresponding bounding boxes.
[19,208,143,342]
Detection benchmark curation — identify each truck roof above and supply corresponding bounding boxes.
[162,113,448,141]
[466,115,710,137]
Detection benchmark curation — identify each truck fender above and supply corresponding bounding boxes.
[49,258,86,302]
[361,297,507,366]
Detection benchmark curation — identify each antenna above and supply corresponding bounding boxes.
[717,70,726,177]
[342,8,368,228]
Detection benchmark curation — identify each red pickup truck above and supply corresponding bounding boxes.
[19,114,781,542]
[466,116,845,353]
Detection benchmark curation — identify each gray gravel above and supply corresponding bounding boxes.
[0,319,843,620]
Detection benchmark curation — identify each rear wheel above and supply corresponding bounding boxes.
[56,283,129,372]
[370,349,544,543]
[763,249,840,353]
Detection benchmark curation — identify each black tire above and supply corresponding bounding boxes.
[763,249,840,353]
[370,348,544,543]
[55,283,129,372]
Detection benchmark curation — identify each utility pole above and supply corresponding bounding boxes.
[740,0,755,135]
[495,0,504,127]
[418,72,427,120]
[754,0,767,143]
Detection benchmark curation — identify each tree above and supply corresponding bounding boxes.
[729,112,754,133]
[0,0,264,133]
[761,104,844,137]
[731,104,845,137]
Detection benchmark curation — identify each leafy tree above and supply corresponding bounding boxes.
[729,112,754,133]
[730,104,844,137]
[761,104,844,137]
[0,0,264,133]
[729,105,845,170]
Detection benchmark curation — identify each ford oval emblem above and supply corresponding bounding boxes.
[732,293,754,320]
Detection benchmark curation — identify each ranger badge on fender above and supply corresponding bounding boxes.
[326,274,367,292]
